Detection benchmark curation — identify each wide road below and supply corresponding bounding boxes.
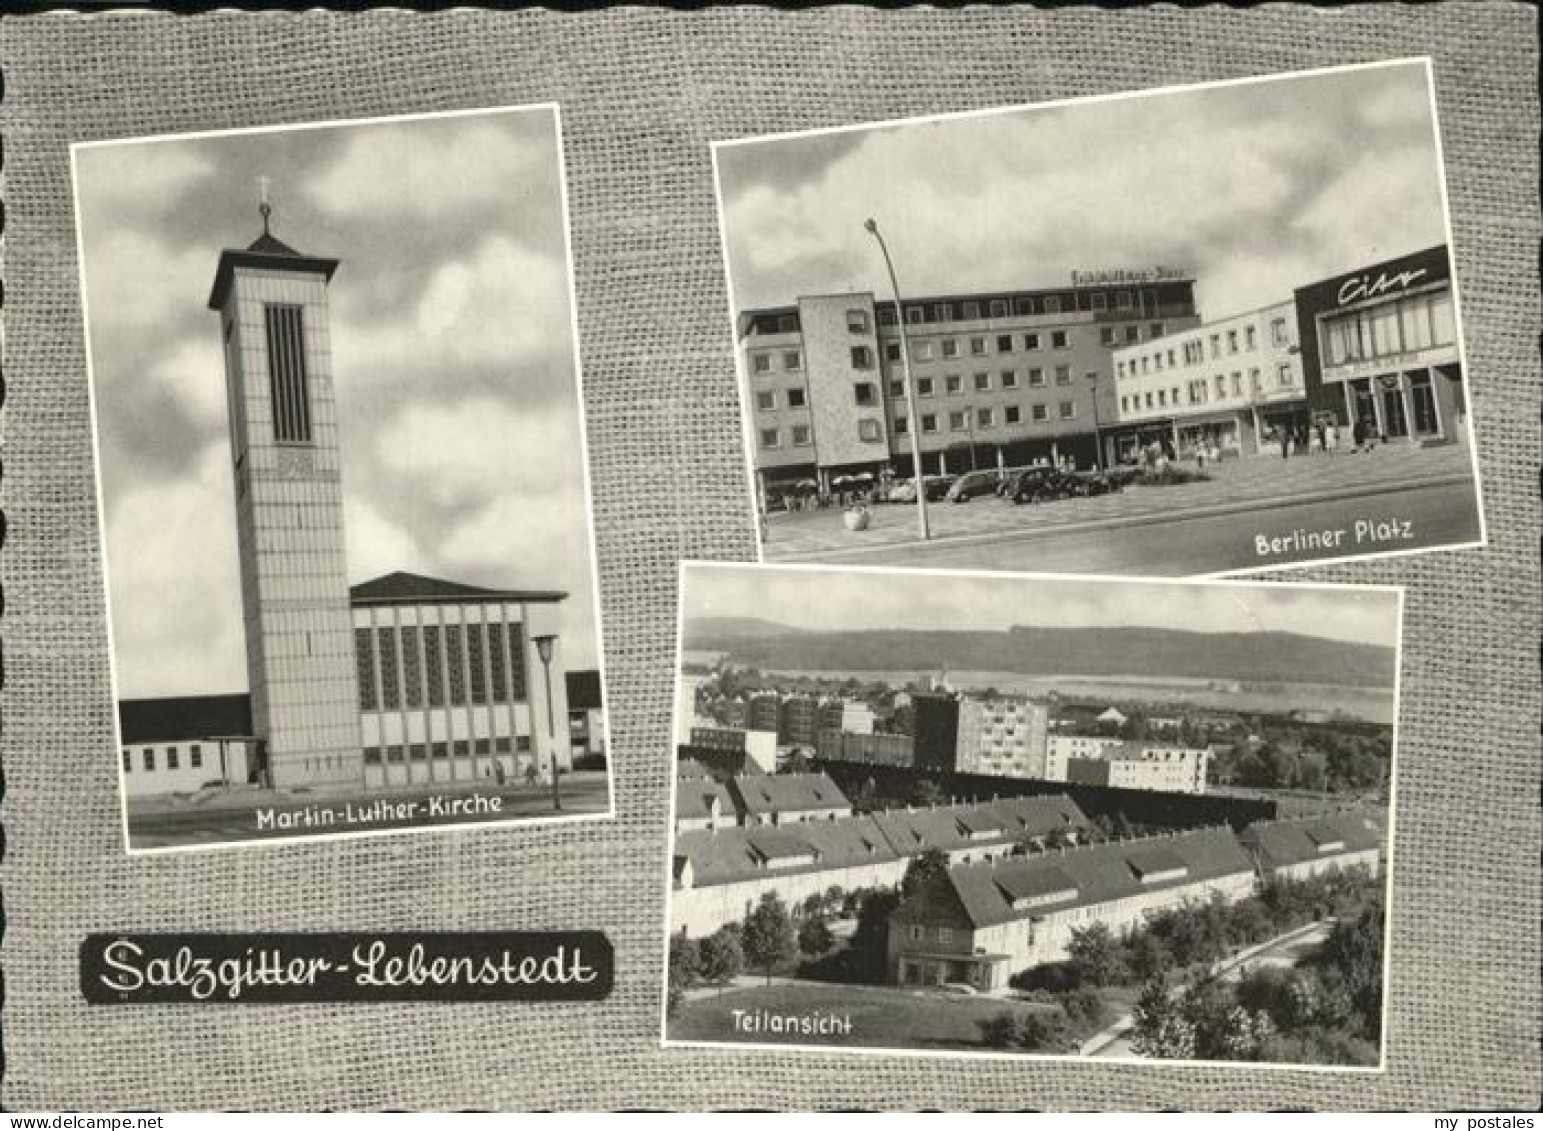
[810,479,1480,576]
[127,773,612,850]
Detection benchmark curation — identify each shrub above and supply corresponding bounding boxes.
[977,1011,1023,1048]
[1011,961,1081,994]
[1057,986,1110,1031]
[1017,1011,1075,1053]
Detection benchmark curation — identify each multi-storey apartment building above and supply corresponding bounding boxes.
[1110,299,1306,459]
[1065,742,1211,795]
[954,695,1051,778]
[739,276,1201,496]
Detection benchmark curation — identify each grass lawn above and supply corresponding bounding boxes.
[669,979,1059,1052]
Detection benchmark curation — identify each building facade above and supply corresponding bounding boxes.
[954,695,1050,778]
[1111,299,1306,459]
[118,695,257,799]
[350,572,570,789]
[740,277,1202,495]
[1044,733,1125,780]
[1294,244,1464,445]
[814,728,915,767]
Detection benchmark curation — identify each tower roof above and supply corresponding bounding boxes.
[348,570,567,607]
[207,230,340,310]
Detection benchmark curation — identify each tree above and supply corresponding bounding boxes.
[801,892,826,920]
[901,848,950,898]
[1123,929,1173,984]
[666,934,700,1017]
[1129,976,1196,1060]
[844,889,901,983]
[1066,922,1127,987]
[797,917,835,957]
[741,893,799,984]
[697,927,744,987]
[823,885,846,915]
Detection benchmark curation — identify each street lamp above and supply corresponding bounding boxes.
[1087,371,1106,474]
[533,633,562,812]
[864,217,930,540]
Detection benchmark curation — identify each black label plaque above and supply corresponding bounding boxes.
[81,932,613,1004]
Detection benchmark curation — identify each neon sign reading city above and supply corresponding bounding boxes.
[1336,267,1428,306]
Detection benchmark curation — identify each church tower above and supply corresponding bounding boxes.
[207,188,361,789]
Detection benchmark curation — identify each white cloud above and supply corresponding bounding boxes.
[75,142,214,221]
[144,336,228,431]
[331,234,571,384]
[1292,147,1448,264]
[106,445,245,698]
[344,496,432,584]
[81,228,210,336]
[301,117,551,222]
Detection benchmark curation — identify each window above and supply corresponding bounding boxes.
[756,391,776,411]
[1044,295,1062,314]
[122,750,132,773]
[858,419,882,442]
[1145,392,1154,409]
[787,387,806,408]
[1005,405,1021,424]
[1120,395,1129,413]
[377,626,400,709]
[264,305,312,444]
[931,303,948,322]
[1124,325,1139,343]
[1209,334,1221,359]
[1154,352,1164,371]
[1055,365,1071,385]
[905,306,924,324]
[1231,372,1243,397]
[1150,322,1165,338]
[402,625,422,708]
[1001,370,1018,389]
[1278,363,1294,388]
[850,345,873,369]
[1027,368,1045,387]
[784,350,802,370]
[878,307,898,326]
[846,309,869,333]
[1116,290,1133,311]
[889,379,905,398]
[791,424,811,445]
[990,299,1009,317]
[996,334,1013,353]
[915,340,934,361]
[977,407,993,428]
[1185,340,1204,364]
[1227,329,1239,354]
[945,374,963,395]
[949,411,967,431]
[941,338,959,358]
[1171,386,1179,404]
[1100,327,1116,346]
[854,382,876,406]
[1167,349,1177,368]
[1051,331,1068,349]
[974,372,991,392]
[894,416,908,435]
[424,625,446,707]
[917,377,935,397]
[752,353,771,373]
[760,427,780,448]
[921,413,938,433]
[885,342,902,363]
[443,626,465,706]
[356,626,377,711]
[937,927,954,944]
[1250,368,1262,393]
[1244,325,1257,351]
[507,624,526,701]
[1023,333,1040,350]
[1271,316,1289,347]
[167,746,179,770]
[1059,401,1076,419]
[909,926,924,942]
[1031,404,1048,422]
[970,336,987,356]
[1091,292,1108,312]
[1157,389,1166,407]
[1015,297,1035,315]
[777,315,797,333]
[1116,361,1125,379]
[1215,374,1227,398]
[963,301,981,320]
[487,623,509,701]
[143,748,155,772]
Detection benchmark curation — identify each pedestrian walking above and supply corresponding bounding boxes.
[1352,417,1368,453]
[1279,428,1290,460]
[1315,419,1327,454]
[1325,422,1339,455]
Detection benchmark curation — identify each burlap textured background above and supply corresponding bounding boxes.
[1,4,1538,1112]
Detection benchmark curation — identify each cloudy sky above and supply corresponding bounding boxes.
[683,564,1401,652]
[76,106,602,698]
[716,60,1450,318]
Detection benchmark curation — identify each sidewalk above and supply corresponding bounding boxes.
[764,441,1476,560]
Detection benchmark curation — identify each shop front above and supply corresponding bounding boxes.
[1294,244,1465,446]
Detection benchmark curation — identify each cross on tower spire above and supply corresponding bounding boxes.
[257,175,273,237]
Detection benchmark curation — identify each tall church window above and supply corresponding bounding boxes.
[356,627,377,711]
[445,625,467,706]
[423,625,446,708]
[467,623,489,705]
[264,304,313,443]
[488,623,509,702]
[401,626,423,708]
[377,627,400,710]
[507,624,527,700]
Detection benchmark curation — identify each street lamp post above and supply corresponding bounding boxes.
[533,634,562,812]
[864,217,930,540]
[1087,371,1106,474]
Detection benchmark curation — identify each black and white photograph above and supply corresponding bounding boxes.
[663,562,1399,1067]
[717,59,1484,575]
[74,105,613,852]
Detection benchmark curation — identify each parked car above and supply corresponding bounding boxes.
[1007,466,1078,504]
[889,475,954,503]
[944,470,1001,504]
